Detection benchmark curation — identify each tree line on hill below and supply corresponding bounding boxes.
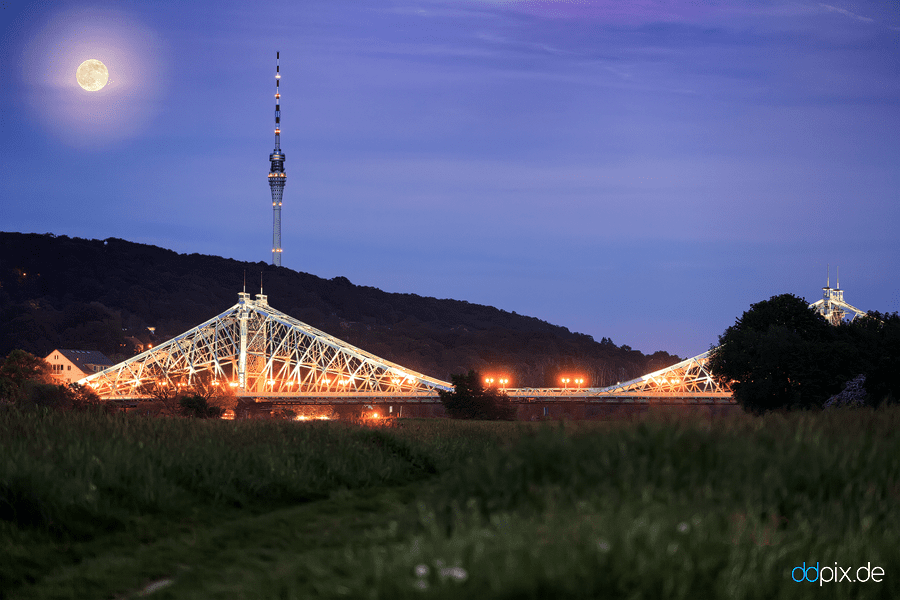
[0,232,680,387]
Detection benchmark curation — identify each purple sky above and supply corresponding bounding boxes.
[2,0,898,358]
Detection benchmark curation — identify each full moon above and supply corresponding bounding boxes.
[76,59,109,91]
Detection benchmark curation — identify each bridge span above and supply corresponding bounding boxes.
[81,293,734,409]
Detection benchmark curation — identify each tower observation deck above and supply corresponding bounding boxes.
[268,51,286,266]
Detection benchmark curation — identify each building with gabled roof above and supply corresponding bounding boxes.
[45,349,115,385]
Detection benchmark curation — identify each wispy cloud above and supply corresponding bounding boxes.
[465,0,715,24]
[819,3,874,23]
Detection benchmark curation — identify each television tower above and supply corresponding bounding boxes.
[268,51,286,266]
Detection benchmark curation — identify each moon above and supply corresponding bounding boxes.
[76,59,109,91]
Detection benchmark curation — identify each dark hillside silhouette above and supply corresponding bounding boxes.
[0,232,680,386]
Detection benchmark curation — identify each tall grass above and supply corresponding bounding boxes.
[261,409,900,599]
[0,409,467,541]
[3,407,898,599]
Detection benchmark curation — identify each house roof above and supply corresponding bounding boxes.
[52,349,115,371]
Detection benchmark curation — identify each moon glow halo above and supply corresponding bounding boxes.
[76,59,109,91]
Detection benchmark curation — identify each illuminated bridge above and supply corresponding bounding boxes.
[81,292,734,412]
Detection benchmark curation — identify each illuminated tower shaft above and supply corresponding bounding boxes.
[268,51,286,266]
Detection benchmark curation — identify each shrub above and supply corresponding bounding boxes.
[439,370,516,420]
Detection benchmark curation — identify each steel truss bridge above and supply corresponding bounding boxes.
[81,293,734,406]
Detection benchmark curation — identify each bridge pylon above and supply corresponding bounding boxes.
[808,269,868,325]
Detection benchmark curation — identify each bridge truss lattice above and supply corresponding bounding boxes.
[508,350,733,402]
[82,293,452,400]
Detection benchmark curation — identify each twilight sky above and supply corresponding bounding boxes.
[1,0,898,358]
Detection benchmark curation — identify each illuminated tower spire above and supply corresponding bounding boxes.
[268,51,286,266]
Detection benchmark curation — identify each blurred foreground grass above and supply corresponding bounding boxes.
[1,407,898,599]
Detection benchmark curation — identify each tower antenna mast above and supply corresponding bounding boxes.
[268,51,286,266]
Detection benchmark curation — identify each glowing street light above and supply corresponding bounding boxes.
[485,377,495,386]
[499,377,509,388]
[561,377,570,389]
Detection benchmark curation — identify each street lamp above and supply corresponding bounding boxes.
[561,377,570,389]
[485,377,495,386]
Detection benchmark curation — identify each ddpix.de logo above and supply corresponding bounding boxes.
[792,562,885,586]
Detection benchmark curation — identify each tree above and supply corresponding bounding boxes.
[850,312,900,406]
[708,294,846,413]
[0,350,109,411]
[140,380,183,416]
[438,370,516,420]
[0,349,54,404]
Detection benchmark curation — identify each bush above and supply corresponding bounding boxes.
[438,370,516,420]
[178,395,225,418]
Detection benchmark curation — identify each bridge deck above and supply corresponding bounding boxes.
[108,389,735,405]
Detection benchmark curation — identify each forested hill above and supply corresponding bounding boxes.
[0,232,680,387]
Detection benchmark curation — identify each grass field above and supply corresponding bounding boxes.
[1,407,898,599]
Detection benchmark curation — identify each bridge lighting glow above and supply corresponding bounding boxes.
[485,377,494,386]
[295,414,332,421]
[499,377,509,387]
